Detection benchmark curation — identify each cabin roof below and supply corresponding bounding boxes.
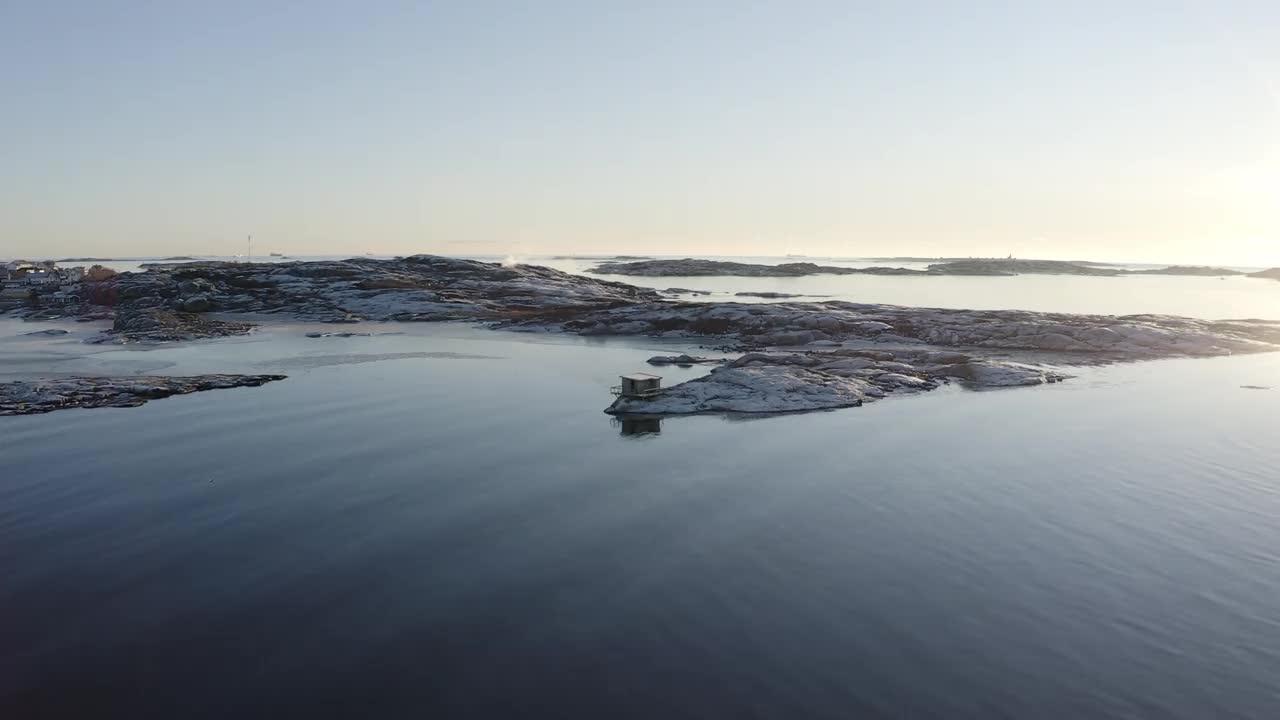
[620,373,662,381]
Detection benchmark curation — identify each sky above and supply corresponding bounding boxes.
[2,1,1278,265]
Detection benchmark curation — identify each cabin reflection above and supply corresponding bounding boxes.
[612,415,663,436]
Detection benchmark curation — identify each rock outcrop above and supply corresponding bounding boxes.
[0,375,286,415]
[606,351,1064,415]
[104,256,660,323]
[1250,268,1280,281]
[108,307,255,343]
[735,292,831,299]
[646,354,722,365]
[543,301,1280,358]
[608,365,874,414]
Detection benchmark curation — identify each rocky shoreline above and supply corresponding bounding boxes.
[11,255,1280,357]
[5,254,1280,418]
[608,349,1063,415]
[0,375,286,416]
[539,300,1280,357]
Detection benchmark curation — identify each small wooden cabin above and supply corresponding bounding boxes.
[613,373,663,398]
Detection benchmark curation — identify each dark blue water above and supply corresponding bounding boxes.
[3,323,1280,718]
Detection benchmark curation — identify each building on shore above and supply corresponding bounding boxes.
[1,262,90,307]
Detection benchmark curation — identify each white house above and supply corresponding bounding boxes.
[24,270,62,286]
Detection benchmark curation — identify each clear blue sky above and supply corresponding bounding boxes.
[2,1,1278,263]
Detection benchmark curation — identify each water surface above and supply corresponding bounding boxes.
[3,320,1280,717]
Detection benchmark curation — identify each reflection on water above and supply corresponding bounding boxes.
[613,415,663,436]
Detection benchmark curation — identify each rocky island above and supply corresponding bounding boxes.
[925,259,1123,276]
[608,351,1063,415]
[1129,265,1244,276]
[7,254,1280,417]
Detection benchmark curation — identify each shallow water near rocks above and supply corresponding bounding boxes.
[3,310,1280,716]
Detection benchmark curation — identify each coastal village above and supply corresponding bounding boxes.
[0,260,115,312]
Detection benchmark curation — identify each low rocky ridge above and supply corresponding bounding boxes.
[590,259,930,277]
[1131,265,1244,276]
[735,291,831,299]
[543,300,1280,357]
[646,354,723,365]
[589,257,1119,277]
[0,375,286,416]
[1251,268,1280,281]
[927,259,1124,276]
[105,307,256,343]
[125,255,656,318]
[61,255,660,341]
[607,349,1063,414]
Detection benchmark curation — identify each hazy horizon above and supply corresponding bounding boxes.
[7,248,1279,271]
[3,2,1278,266]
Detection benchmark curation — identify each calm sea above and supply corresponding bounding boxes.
[3,263,1280,718]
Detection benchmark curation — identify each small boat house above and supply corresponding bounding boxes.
[612,373,663,398]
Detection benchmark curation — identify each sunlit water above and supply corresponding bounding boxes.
[3,265,1280,717]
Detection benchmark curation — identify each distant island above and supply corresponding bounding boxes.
[589,259,931,277]
[1128,265,1246,277]
[589,257,1257,279]
[924,259,1121,276]
[864,256,1107,265]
